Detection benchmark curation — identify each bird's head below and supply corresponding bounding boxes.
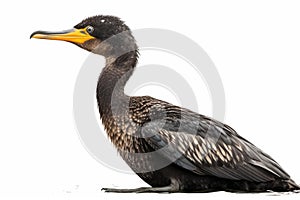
[31,15,137,57]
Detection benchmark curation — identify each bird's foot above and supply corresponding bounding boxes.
[101,187,149,193]
[102,185,178,193]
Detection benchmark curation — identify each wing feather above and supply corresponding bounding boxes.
[141,105,290,182]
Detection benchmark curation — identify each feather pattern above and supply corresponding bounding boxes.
[130,96,290,182]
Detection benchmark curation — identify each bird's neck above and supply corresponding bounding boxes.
[96,50,138,120]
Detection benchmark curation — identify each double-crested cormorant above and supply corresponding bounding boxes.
[31,15,299,193]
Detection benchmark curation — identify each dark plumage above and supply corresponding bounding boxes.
[31,15,299,193]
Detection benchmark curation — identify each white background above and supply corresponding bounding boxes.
[1,0,300,199]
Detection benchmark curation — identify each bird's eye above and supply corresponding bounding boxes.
[86,26,94,34]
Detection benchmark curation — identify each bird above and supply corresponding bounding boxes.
[31,15,299,193]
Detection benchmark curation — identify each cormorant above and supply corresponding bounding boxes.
[31,15,300,193]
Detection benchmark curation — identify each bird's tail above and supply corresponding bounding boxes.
[272,179,300,192]
[286,179,300,191]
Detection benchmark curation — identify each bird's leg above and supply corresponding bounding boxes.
[102,185,179,193]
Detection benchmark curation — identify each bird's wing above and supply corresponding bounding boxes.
[141,105,290,182]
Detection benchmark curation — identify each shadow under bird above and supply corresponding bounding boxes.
[31,15,300,193]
